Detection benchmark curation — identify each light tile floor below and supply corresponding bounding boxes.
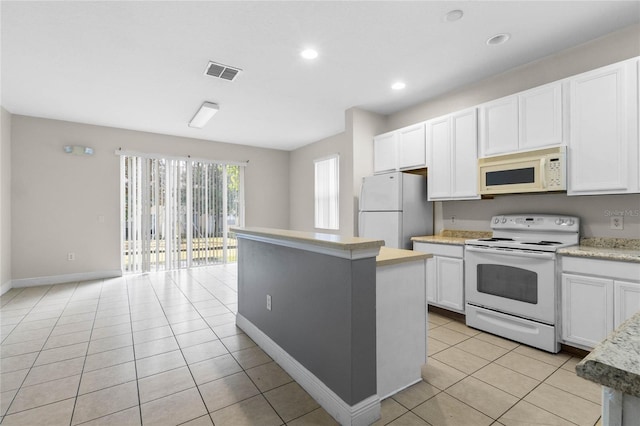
[0,265,602,425]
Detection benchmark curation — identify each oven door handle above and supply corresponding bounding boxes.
[465,245,556,260]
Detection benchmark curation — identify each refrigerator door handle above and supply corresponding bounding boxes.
[358,211,365,237]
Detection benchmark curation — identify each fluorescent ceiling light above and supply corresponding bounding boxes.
[189,102,219,128]
[301,48,318,60]
[391,81,406,90]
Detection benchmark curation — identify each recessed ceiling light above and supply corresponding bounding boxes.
[301,48,318,60]
[444,9,464,22]
[392,82,406,90]
[486,33,511,46]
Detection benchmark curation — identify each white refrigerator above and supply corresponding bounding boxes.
[358,172,433,249]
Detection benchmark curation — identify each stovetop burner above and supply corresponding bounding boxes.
[478,237,515,242]
[521,241,563,246]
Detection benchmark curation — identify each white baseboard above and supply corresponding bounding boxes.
[1,279,13,296]
[236,314,381,426]
[11,270,123,288]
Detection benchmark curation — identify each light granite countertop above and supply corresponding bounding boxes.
[558,237,640,263]
[376,246,432,267]
[576,311,640,397]
[411,230,492,246]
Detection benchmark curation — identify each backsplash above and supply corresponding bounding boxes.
[435,192,640,239]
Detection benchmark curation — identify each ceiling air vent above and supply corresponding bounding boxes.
[204,61,242,81]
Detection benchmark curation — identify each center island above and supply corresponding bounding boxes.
[232,227,431,426]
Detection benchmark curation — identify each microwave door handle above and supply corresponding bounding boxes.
[540,158,546,188]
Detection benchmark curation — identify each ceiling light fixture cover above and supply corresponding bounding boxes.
[391,82,406,90]
[301,48,318,60]
[486,33,511,46]
[444,9,464,22]
[189,102,219,128]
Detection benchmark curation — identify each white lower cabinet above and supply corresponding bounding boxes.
[414,242,464,313]
[561,257,640,350]
[561,273,614,349]
[614,280,640,328]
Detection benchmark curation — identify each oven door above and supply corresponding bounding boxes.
[465,245,556,324]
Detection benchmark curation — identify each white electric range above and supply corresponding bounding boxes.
[464,214,580,353]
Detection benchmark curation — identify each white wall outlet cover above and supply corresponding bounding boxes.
[610,216,624,230]
[267,294,272,311]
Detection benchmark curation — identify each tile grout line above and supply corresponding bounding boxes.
[2,282,85,421]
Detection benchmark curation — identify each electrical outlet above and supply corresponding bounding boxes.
[451,216,456,224]
[610,216,624,230]
[266,294,272,311]
[67,252,75,261]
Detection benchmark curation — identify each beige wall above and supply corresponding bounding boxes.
[289,130,352,235]
[439,193,640,239]
[288,108,386,236]
[10,115,290,281]
[349,108,386,234]
[385,24,640,238]
[1,108,11,292]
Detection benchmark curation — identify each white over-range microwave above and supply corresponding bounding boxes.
[478,146,566,195]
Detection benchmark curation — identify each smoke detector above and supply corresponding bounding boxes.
[204,61,242,81]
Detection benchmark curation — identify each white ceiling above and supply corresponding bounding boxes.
[2,1,639,151]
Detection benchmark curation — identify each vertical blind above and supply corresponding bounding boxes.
[314,154,339,230]
[121,153,244,273]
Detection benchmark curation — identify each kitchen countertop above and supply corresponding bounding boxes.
[411,229,492,246]
[376,246,432,267]
[232,227,384,252]
[576,311,640,397]
[558,237,640,263]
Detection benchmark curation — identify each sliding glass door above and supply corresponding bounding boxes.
[121,154,244,273]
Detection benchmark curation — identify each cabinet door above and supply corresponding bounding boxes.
[426,116,452,200]
[435,256,464,312]
[425,257,437,304]
[374,132,398,174]
[451,109,479,199]
[398,123,426,170]
[519,82,564,150]
[614,280,640,328]
[562,273,614,349]
[479,96,519,157]
[568,61,633,194]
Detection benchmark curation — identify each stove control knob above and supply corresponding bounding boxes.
[566,218,575,226]
[555,218,565,225]
[494,218,500,224]
[501,218,507,223]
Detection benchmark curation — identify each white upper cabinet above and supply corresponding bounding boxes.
[479,82,565,157]
[479,96,519,156]
[427,108,479,200]
[373,131,398,174]
[398,123,426,170]
[568,58,639,195]
[426,116,452,200]
[374,123,426,174]
[519,83,564,150]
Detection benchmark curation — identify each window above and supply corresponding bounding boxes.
[121,153,244,273]
[314,154,339,230]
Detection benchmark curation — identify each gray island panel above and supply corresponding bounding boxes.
[237,237,377,405]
